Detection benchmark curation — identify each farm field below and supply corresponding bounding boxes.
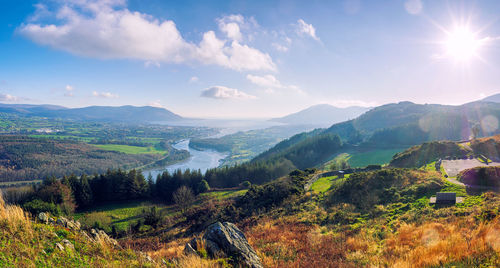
[347,147,408,167]
[74,201,174,233]
[93,144,168,155]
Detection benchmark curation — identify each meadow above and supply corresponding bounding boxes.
[93,144,168,155]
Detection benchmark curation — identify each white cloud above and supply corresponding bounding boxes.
[328,99,376,108]
[18,1,275,71]
[217,14,244,41]
[148,100,165,108]
[62,85,75,97]
[404,0,423,15]
[296,19,319,41]
[189,76,199,83]
[272,43,288,52]
[0,93,19,102]
[200,86,256,100]
[92,91,119,98]
[246,74,283,88]
[246,74,305,95]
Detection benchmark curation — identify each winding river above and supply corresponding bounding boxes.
[141,139,228,179]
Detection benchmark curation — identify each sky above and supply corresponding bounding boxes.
[1,0,500,118]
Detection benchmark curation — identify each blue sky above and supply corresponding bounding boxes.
[1,0,500,118]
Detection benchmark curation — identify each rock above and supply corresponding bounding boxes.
[183,242,198,256]
[66,220,81,231]
[62,239,74,250]
[56,217,68,227]
[48,217,55,224]
[88,229,121,249]
[38,212,49,224]
[80,230,93,243]
[203,222,262,268]
[55,243,64,251]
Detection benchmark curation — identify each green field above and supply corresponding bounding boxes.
[93,144,168,154]
[74,201,173,232]
[310,176,337,193]
[348,147,406,167]
[199,189,248,200]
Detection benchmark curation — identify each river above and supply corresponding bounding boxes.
[141,139,228,179]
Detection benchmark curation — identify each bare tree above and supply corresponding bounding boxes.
[173,186,195,213]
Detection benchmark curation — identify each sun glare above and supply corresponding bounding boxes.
[444,26,483,61]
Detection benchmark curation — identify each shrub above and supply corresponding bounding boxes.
[144,206,162,228]
[197,180,210,194]
[22,199,60,216]
[240,181,251,189]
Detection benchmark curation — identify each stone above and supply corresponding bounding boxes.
[203,222,263,268]
[62,239,74,250]
[56,217,68,227]
[55,243,64,251]
[38,212,49,224]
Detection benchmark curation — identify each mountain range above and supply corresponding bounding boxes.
[0,104,182,123]
[270,104,370,126]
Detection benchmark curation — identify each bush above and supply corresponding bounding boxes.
[240,181,251,189]
[197,180,210,194]
[22,199,60,216]
[144,206,162,228]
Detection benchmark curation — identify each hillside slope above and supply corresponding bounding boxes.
[0,136,173,181]
[389,141,469,168]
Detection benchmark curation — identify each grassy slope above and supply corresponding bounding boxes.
[0,196,145,267]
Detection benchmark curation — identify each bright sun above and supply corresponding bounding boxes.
[444,26,483,61]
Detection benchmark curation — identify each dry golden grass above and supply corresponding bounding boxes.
[0,192,33,237]
[175,255,225,268]
[245,218,354,268]
[383,217,500,267]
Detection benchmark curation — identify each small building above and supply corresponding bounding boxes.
[429,192,464,204]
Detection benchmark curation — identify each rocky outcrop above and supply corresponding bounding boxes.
[56,216,81,231]
[38,212,49,224]
[37,212,119,250]
[89,229,121,249]
[185,222,262,268]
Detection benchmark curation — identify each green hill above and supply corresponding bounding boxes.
[389,141,469,168]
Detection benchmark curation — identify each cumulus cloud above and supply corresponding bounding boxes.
[405,0,423,15]
[246,74,305,95]
[18,1,275,71]
[217,14,244,41]
[92,91,119,98]
[200,86,256,100]
[246,74,283,88]
[296,19,319,41]
[0,93,19,102]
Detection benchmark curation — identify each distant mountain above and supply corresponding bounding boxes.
[253,101,500,168]
[481,93,500,103]
[270,104,370,126]
[325,101,500,144]
[0,103,182,123]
